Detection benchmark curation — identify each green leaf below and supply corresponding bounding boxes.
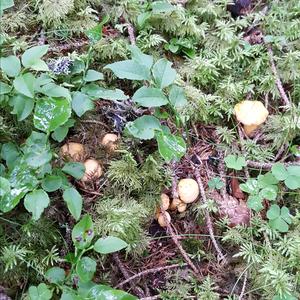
[72,215,94,249]
[76,257,96,283]
[267,205,292,233]
[34,97,71,132]
[240,179,258,194]
[151,1,175,14]
[94,236,128,254]
[1,142,20,169]
[84,70,104,82]
[105,60,151,81]
[0,0,14,12]
[13,73,35,98]
[45,267,65,284]
[208,177,224,190]
[61,290,81,300]
[63,187,82,221]
[0,81,12,94]
[41,83,71,100]
[24,189,50,220]
[62,162,85,180]
[152,58,176,89]
[82,84,128,100]
[132,86,168,107]
[0,55,21,77]
[284,166,300,189]
[156,132,186,162]
[28,283,52,300]
[247,195,264,212]
[51,119,75,142]
[257,172,279,188]
[169,85,187,108]
[41,175,62,192]
[0,177,10,196]
[72,92,94,117]
[86,285,137,300]
[23,132,52,168]
[9,94,34,121]
[271,163,289,181]
[224,155,246,171]
[126,115,161,140]
[259,185,278,201]
[86,16,109,42]
[129,45,153,70]
[137,12,151,27]
[21,45,49,70]
[273,294,297,300]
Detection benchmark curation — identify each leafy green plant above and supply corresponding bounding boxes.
[165,37,196,59]
[224,154,247,171]
[105,45,187,162]
[27,215,136,300]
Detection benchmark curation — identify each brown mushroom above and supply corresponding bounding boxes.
[178,178,199,203]
[158,211,171,227]
[81,159,103,182]
[160,193,170,210]
[170,198,181,210]
[177,202,187,213]
[61,142,85,161]
[101,133,119,152]
[234,100,269,136]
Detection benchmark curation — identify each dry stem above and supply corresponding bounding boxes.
[115,263,186,288]
[247,160,300,170]
[193,168,227,263]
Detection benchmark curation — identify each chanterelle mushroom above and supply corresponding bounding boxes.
[234,100,269,136]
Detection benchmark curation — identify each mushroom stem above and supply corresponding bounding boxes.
[244,124,259,136]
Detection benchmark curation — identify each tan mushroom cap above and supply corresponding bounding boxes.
[234,101,269,136]
[158,211,171,227]
[178,178,199,203]
[177,202,187,213]
[170,198,181,210]
[160,193,170,210]
[101,133,119,151]
[61,142,85,161]
[81,159,103,182]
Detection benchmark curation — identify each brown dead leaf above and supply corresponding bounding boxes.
[231,177,245,199]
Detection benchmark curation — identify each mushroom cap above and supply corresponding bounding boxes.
[160,193,170,210]
[177,202,187,213]
[170,198,181,210]
[101,133,119,151]
[234,100,269,126]
[178,178,199,203]
[158,212,171,227]
[61,142,84,161]
[82,159,103,182]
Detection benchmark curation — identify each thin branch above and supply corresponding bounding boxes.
[238,271,248,300]
[81,119,111,130]
[265,43,290,107]
[160,209,201,279]
[127,23,136,45]
[115,263,186,288]
[193,167,227,263]
[247,160,300,170]
[113,253,144,298]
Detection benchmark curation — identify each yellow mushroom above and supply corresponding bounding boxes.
[178,178,199,204]
[101,133,119,152]
[61,142,85,161]
[160,193,170,210]
[170,198,181,211]
[177,202,187,213]
[81,159,103,182]
[158,211,171,227]
[234,100,269,137]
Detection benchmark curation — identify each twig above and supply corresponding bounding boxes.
[115,263,186,288]
[170,161,179,199]
[237,127,250,179]
[81,119,111,130]
[48,40,89,53]
[140,296,160,300]
[265,43,291,108]
[238,271,248,300]
[161,209,201,279]
[193,167,227,263]
[127,23,136,45]
[247,160,300,170]
[113,253,144,298]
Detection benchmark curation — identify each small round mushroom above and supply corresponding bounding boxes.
[81,159,103,182]
[170,198,181,211]
[61,142,84,161]
[178,178,199,203]
[234,100,269,137]
[177,202,187,213]
[160,193,170,210]
[101,133,119,152]
[158,211,171,227]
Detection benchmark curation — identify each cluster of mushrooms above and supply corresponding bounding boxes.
[60,133,118,182]
[156,178,200,227]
